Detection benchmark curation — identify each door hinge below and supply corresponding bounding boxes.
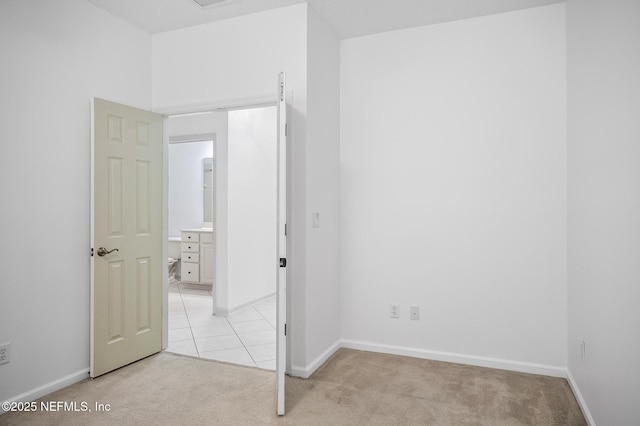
[279,258,287,268]
[284,323,287,336]
[285,123,287,137]
[90,248,94,257]
[284,223,287,236]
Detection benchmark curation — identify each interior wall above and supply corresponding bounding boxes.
[567,0,640,424]
[168,141,214,238]
[303,6,342,372]
[340,4,567,371]
[227,107,278,310]
[152,3,311,370]
[0,0,151,404]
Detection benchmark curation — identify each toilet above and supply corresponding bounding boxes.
[168,257,179,284]
[168,238,182,283]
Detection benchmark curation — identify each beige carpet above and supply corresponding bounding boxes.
[0,349,586,425]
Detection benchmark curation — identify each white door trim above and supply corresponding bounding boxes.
[154,96,277,117]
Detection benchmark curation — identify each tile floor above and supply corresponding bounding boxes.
[166,282,276,370]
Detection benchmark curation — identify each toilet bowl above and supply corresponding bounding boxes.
[168,257,179,284]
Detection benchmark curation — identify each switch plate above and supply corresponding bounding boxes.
[390,304,400,319]
[410,306,420,320]
[0,342,9,365]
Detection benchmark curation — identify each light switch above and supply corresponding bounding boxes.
[312,212,320,228]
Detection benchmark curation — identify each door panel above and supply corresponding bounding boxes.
[276,72,288,416]
[91,98,163,378]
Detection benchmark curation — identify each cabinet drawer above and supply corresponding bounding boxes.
[181,262,200,282]
[182,232,200,243]
[200,232,213,243]
[181,242,199,253]
[182,252,199,263]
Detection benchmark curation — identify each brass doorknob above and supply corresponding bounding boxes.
[97,247,119,257]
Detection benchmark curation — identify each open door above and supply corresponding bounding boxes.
[276,72,288,415]
[91,98,163,377]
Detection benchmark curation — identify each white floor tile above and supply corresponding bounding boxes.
[236,329,276,347]
[168,293,183,303]
[169,309,188,321]
[168,304,186,315]
[195,334,243,353]
[227,307,263,323]
[187,315,228,327]
[182,298,213,309]
[190,322,235,339]
[230,319,274,334]
[265,316,277,328]
[180,288,212,296]
[199,347,256,367]
[166,285,278,369]
[166,339,198,357]
[255,359,276,370]
[168,318,191,330]
[184,306,213,317]
[253,300,276,317]
[168,328,193,342]
[246,343,276,362]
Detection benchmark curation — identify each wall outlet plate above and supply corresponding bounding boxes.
[410,306,420,320]
[390,303,400,319]
[0,342,10,365]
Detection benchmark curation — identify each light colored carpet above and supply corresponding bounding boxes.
[0,349,586,425]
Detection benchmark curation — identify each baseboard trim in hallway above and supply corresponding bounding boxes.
[567,370,596,426]
[0,368,89,415]
[341,339,567,378]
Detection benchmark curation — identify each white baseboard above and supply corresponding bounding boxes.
[566,369,596,426]
[0,368,89,415]
[215,292,276,316]
[341,339,567,378]
[213,306,228,315]
[289,340,341,379]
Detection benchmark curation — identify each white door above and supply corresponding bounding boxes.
[91,98,163,378]
[276,72,288,415]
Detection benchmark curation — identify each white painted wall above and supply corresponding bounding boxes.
[567,0,640,424]
[303,6,342,371]
[152,4,312,370]
[340,5,567,371]
[0,0,151,404]
[168,141,214,238]
[227,107,278,310]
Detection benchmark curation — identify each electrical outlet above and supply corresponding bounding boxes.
[0,342,9,365]
[390,304,400,319]
[410,306,420,320]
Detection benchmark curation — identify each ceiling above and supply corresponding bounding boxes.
[86,0,564,39]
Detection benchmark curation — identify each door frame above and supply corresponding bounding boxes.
[157,95,283,351]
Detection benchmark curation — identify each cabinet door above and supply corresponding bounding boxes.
[201,243,214,284]
[181,262,200,283]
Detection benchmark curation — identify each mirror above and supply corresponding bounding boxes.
[203,157,214,224]
[167,140,214,238]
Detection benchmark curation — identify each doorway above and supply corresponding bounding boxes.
[164,106,278,370]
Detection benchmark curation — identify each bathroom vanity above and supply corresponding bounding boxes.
[180,229,214,286]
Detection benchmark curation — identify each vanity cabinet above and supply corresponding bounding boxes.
[180,229,214,285]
